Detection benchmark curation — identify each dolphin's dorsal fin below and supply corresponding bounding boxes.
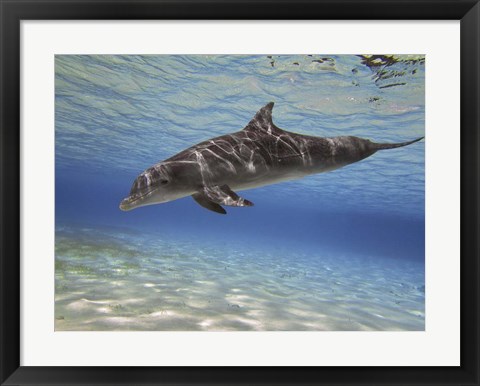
[243,102,282,135]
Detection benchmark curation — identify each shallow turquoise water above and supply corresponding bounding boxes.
[55,55,425,331]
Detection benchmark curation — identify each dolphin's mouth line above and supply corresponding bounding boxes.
[122,186,159,207]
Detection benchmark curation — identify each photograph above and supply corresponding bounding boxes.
[54,54,425,331]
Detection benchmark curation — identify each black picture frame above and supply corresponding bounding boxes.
[1,1,478,385]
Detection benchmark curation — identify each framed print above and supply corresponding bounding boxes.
[1,1,479,385]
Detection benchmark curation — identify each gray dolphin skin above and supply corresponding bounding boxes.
[120,102,424,214]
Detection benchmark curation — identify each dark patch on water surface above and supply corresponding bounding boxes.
[379,82,407,89]
[358,54,424,89]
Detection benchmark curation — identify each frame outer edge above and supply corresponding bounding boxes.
[461,1,480,384]
[0,0,478,20]
[1,0,479,385]
[0,2,21,386]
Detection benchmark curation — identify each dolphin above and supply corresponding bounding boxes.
[120,102,423,214]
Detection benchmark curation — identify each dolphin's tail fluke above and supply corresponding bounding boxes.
[373,136,424,150]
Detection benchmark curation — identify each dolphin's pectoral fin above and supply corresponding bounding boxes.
[192,185,254,214]
[192,193,227,214]
[204,185,254,207]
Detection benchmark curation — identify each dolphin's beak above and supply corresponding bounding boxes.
[119,198,133,211]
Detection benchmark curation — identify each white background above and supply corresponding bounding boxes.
[21,21,460,366]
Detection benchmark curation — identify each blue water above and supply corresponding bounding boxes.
[55,55,425,331]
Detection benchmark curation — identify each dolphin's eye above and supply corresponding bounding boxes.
[160,179,169,185]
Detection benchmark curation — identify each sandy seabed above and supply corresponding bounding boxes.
[55,226,425,331]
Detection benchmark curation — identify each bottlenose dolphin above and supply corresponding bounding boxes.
[120,102,423,214]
